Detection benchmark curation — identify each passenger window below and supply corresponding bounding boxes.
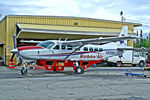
[67,45,72,50]
[53,45,60,50]
[61,45,66,50]
[83,47,88,51]
[89,47,93,52]
[99,48,103,52]
[94,48,98,52]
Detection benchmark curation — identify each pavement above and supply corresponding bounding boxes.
[0,66,150,100]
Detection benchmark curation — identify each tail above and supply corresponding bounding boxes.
[119,26,128,37]
[118,26,128,45]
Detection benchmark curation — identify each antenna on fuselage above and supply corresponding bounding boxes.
[65,37,68,41]
[59,37,61,41]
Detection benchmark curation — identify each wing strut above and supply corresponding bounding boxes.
[65,44,85,60]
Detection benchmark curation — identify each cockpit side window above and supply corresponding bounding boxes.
[53,45,60,50]
[47,43,55,49]
[37,41,55,49]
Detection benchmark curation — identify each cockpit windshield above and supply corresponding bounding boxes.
[37,41,55,49]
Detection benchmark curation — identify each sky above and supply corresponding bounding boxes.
[0,0,150,38]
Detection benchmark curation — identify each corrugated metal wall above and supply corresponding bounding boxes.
[7,16,134,30]
[0,18,6,63]
[0,18,6,44]
[6,15,135,47]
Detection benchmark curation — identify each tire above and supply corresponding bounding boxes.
[139,61,145,67]
[21,67,27,75]
[132,64,136,67]
[107,62,115,67]
[116,61,122,67]
[75,66,84,74]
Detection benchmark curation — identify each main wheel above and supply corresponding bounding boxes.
[139,61,145,67]
[21,67,27,75]
[75,66,84,74]
[116,61,122,67]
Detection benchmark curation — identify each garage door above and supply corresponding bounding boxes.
[0,46,3,57]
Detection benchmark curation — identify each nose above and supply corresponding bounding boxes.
[10,48,18,53]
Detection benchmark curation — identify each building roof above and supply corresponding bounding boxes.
[1,15,142,27]
[17,23,134,33]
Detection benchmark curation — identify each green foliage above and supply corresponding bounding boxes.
[134,38,150,48]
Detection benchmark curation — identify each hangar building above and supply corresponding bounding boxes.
[0,15,142,65]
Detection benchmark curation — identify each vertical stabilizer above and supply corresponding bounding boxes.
[119,26,128,37]
[118,26,128,45]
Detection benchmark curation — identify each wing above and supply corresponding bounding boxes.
[20,40,42,43]
[62,36,140,46]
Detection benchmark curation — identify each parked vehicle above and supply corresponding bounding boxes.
[107,50,146,67]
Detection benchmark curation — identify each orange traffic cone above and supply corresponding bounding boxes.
[9,60,15,69]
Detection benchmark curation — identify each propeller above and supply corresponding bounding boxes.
[10,35,17,61]
[10,54,15,61]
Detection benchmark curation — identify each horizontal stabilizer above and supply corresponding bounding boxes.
[117,47,146,51]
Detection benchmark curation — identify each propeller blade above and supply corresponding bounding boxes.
[13,35,16,49]
[10,54,15,61]
[17,56,20,64]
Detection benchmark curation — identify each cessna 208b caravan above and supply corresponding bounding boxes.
[10,26,139,75]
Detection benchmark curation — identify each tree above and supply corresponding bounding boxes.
[134,31,150,48]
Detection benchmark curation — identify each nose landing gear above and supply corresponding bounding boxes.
[21,63,27,75]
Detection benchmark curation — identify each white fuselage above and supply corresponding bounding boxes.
[18,41,122,61]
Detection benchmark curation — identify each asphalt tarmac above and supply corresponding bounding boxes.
[0,66,150,100]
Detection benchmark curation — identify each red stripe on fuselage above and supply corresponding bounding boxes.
[17,46,43,51]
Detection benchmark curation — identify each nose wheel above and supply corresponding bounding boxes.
[21,65,27,75]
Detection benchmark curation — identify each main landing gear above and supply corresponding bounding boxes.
[74,61,84,74]
[74,66,84,74]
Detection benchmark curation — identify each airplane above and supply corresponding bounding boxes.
[10,26,139,75]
